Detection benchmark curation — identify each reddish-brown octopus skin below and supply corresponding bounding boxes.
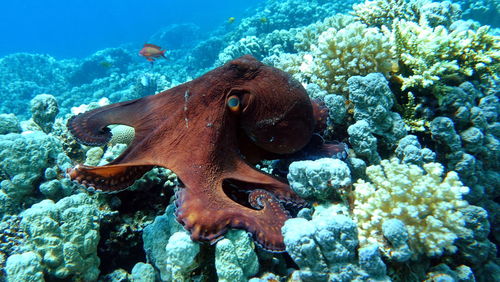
[66,55,316,252]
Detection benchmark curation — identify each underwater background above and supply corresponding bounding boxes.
[0,0,499,281]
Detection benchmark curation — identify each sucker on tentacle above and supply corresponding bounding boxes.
[67,114,112,146]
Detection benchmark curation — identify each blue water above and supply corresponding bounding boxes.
[0,0,261,58]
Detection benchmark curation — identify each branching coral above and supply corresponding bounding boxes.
[353,0,420,27]
[276,22,395,94]
[353,0,461,28]
[353,158,471,257]
[294,14,355,52]
[391,20,499,90]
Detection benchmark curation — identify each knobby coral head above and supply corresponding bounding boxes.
[66,55,321,251]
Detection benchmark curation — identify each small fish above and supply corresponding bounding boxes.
[260,17,268,23]
[228,17,236,24]
[139,43,166,62]
[99,61,113,68]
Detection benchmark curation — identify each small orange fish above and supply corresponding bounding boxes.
[139,43,166,62]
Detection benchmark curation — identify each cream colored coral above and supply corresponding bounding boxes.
[391,20,499,89]
[294,14,355,51]
[276,21,395,94]
[109,124,135,146]
[353,158,471,257]
[353,0,461,28]
[353,0,419,27]
[84,147,104,166]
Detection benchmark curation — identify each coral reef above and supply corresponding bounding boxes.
[142,203,199,281]
[323,93,347,125]
[163,232,200,281]
[282,204,389,281]
[353,0,461,28]
[0,53,70,118]
[68,48,133,86]
[0,114,21,134]
[5,252,44,282]
[381,219,413,262]
[215,229,259,282]
[227,0,357,42]
[0,131,69,215]
[275,21,395,94]
[148,23,201,50]
[455,205,496,267]
[109,125,135,146]
[428,83,499,214]
[15,193,101,281]
[424,263,476,281]
[0,215,26,280]
[30,94,59,133]
[395,135,436,165]
[130,262,156,282]
[216,29,299,66]
[353,158,471,256]
[348,120,381,164]
[0,0,498,280]
[347,73,407,143]
[391,19,499,90]
[454,0,500,25]
[287,158,351,202]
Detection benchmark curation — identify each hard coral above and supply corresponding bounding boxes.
[30,94,59,133]
[347,73,407,144]
[282,205,360,280]
[109,125,135,146]
[391,20,499,90]
[0,132,66,216]
[353,0,419,27]
[353,158,471,257]
[353,0,461,28]
[287,158,351,202]
[280,22,395,94]
[215,229,259,282]
[142,203,199,281]
[19,193,101,281]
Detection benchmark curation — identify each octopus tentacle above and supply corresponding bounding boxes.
[311,99,329,133]
[175,184,290,252]
[247,189,290,249]
[227,158,307,208]
[67,164,153,192]
[67,96,163,146]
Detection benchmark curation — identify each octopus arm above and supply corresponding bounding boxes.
[67,94,167,146]
[174,158,306,252]
[175,185,290,252]
[226,158,305,206]
[67,163,154,192]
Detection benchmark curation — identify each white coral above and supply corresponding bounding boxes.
[276,22,395,94]
[353,158,471,257]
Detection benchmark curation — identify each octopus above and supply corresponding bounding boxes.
[67,55,337,252]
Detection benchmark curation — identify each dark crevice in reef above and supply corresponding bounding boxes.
[194,244,218,282]
[97,183,173,275]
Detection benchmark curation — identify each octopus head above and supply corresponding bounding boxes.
[224,56,315,155]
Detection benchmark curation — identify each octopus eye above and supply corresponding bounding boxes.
[227,95,240,113]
